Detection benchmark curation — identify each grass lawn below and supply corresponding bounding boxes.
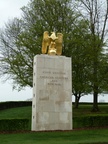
[73,103,108,116]
[0,106,32,129]
[0,103,108,119]
[0,106,32,119]
[0,103,108,143]
[0,128,108,144]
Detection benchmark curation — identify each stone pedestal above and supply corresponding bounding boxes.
[32,55,72,131]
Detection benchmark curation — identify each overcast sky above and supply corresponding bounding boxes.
[0,0,107,102]
[0,0,32,102]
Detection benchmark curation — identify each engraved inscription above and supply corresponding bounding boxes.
[39,70,68,86]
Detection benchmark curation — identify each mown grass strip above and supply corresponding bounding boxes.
[0,128,108,144]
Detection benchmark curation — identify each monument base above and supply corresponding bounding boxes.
[32,54,72,131]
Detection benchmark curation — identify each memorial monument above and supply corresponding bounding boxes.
[32,31,72,131]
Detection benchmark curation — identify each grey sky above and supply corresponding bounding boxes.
[0,0,107,102]
[0,0,32,102]
[0,0,29,26]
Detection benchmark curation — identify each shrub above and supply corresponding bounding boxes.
[0,118,29,131]
[73,115,108,128]
[0,101,32,110]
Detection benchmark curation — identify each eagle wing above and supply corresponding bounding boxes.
[42,31,50,54]
[56,33,63,55]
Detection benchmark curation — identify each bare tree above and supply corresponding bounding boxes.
[76,0,108,111]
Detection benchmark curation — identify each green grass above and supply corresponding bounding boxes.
[0,106,32,129]
[73,103,108,116]
[0,106,32,119]
[0,103,108,119]
[0,103,108,144]
[0,128,108,144]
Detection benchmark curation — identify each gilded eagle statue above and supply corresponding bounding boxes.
[42,31,63,55]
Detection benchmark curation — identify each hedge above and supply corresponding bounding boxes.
[0,101,32,110]
[0,119,29,131]
[73,115,108,128]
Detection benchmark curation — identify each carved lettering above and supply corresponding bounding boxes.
[40,70,69,86]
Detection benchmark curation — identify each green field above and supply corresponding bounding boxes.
[0,106,32,119]
[0,103,108,144]
[73,103,108,116]
[0,103,108,119]
[0,128,108,144]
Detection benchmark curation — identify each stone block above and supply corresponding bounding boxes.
[32,55,72,131]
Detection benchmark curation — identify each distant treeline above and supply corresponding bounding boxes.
[0,101,108,111]
[0,101,32,110]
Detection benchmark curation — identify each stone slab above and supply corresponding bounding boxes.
[32,54,72,131]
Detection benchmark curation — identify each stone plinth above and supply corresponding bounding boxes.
[32,55,72,131]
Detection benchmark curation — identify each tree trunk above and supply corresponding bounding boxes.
[91,85,99,112]
[91,46,99,112]
[74,94,80,109]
